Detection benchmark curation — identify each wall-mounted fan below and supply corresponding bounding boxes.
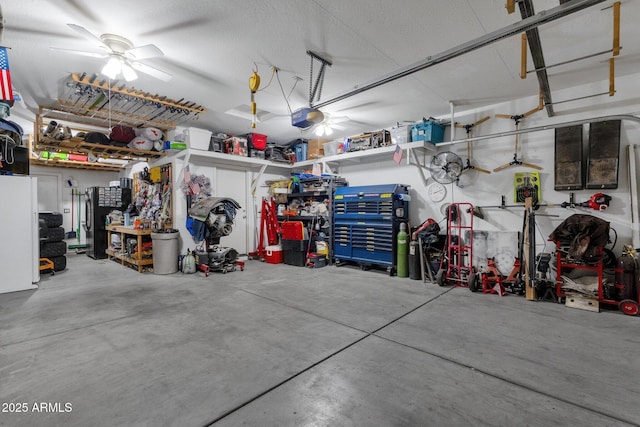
[50,24,172,82]
[430,151,464,184]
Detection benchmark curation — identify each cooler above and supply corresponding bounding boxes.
[265,245,284,264]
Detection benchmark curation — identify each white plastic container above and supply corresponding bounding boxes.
[323,140,342,156]
[184,127,213,150]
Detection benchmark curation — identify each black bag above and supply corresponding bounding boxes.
[84,132,110,145]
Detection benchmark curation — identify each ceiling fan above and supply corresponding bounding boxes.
[493,93,543,172]
[50,24,172,82]
[310,112,349,137]
[454,115,491,174]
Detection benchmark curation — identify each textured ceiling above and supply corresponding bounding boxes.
[2,0,638,142]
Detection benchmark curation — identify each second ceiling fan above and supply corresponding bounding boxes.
[493,93,544,172]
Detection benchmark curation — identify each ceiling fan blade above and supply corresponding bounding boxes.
[124,44,164,60]
[67,24,109,50]
[493,163,511,172]
[495,114,512,119]
[523,105,542,118]
[129,61,173,82]
[474,166,492,174]
[520,162,543,170]
[49,47,108,58]
[328,115,349,124]
[474,116,491,126]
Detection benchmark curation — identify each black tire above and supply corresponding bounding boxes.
[40,241,67,258]
[39,219,49,239]
[39,212,63,228]
[436,269,446,286]
[469,273,479,292]
[49,255,67,272]
[43,226,65,242]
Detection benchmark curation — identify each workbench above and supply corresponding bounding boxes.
[106,225,154,273]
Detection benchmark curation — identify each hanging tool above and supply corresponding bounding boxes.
[493,93,543,172]
[249,67,261,128]
[561,192,612,210]
[455,116,491,174]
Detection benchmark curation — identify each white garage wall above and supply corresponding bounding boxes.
[335,73,640,255]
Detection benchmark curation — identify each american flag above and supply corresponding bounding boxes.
[183,165,191,183]
[0,47,13,102]
[393,144,403,164]
[189,181,201,195]
[183,165,200,194]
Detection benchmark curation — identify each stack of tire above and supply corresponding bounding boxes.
[39,212,67,272]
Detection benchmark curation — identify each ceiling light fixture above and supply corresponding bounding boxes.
[101,56,138,81]
[314,124,333,137]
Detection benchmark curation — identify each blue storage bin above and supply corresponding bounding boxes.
[294,142,308,161]
[411,121,445,143]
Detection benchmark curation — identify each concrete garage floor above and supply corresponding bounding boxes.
[1,254,639,427]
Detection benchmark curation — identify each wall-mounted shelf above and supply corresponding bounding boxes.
[30,156,124,172]
[177,141,437,172]
[35,134,166,161]
[293,141,436,169]
[30,72,206,172]
[175,148,291,172]
[32,107,167,172]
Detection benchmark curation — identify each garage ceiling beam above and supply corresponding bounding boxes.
[519,0,555,117]
[313,0,606,110]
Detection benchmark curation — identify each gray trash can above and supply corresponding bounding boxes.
[151,229,179,274]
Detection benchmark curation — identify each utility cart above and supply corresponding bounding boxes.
[437,202,477,288]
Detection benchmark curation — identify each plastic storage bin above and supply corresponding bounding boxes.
[282,239,309,267]
[185,128,213,150]
[323,140,342,156]
[151,229,179,274]
[411,121,445,143]
[294,142,308,161]
[391,125,412,144]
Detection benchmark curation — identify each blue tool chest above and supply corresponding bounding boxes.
[333,184,410,274]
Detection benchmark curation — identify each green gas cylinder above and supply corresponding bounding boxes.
[397,222,409,277]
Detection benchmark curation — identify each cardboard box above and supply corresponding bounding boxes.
[307,140,325,158]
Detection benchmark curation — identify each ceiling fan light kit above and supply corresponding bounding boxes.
[101,56,138,81]
[314,123,333,137]
[52,24,172,82]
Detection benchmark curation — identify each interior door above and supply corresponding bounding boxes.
[215,169,248,254]
[34,174,60,212]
